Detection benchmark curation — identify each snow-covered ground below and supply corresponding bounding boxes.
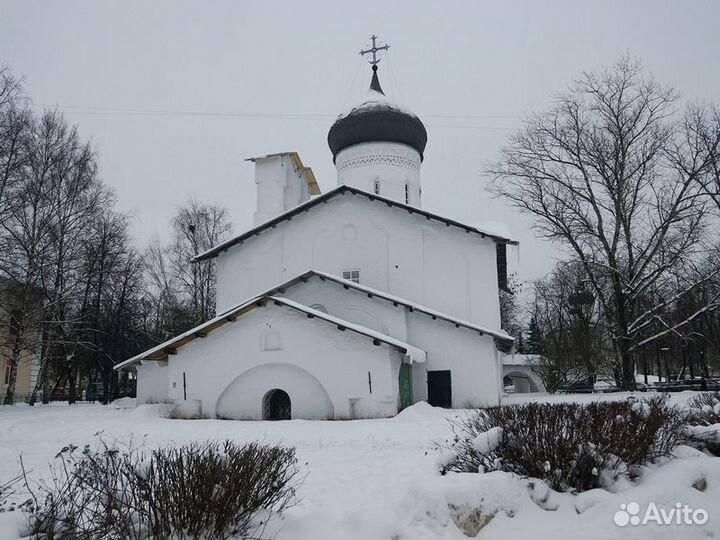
[0,392,718,540]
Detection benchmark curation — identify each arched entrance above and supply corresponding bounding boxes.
[216,363,333,420]
[503,370,541,393]
[263,389,291,420]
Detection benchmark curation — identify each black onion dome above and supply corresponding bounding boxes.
[328,69,427,162]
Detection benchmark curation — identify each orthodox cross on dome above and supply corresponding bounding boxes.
[359,35,389,94]
[359,35,390,71]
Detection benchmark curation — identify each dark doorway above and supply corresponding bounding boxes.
[427,370,452,408]
[262,389,291,420]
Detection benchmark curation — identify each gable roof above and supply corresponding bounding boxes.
[114,295,426,371]
[265,270,514,346]
[194,185,517,262]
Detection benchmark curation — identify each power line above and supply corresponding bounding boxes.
[36,104,331,119]
[33,103,521,130]
[36,103,521,120]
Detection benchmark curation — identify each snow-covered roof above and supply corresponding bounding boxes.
[265,270,514,345]
[194,185,518,262]
[328,67,427,161]
[473,221,513,241]
[502,353,542,366]
[338,88,418,121]
[114,294,425,371]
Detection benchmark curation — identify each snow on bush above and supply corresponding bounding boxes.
[687,391,720,426]
[22,437,300,539]
[685,392,720,455]
[439,397,687,492]
[471,426,503,455]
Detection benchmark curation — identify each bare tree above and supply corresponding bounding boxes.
[36,114,110,403]
[0,67,31,227]
[488,58,719,389]
[170,198,232,323]
[0,111,64,404]
[0,106,116,404]
[0,64,225,405]
[62,209,147,403]
[0,66,35,404]
[685,104,720,215]
[142,198,232,345]
[633,249,720,380]
[531,261,612,392]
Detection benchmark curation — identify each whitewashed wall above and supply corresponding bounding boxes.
[136,361,169,404]
[406,317,499,407]
[253,154,310,225]
[215,193,501,331]
[284,278,500,408]
[163,303,407,419]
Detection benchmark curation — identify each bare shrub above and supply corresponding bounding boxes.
[24,438,299,539]
[139,441,299,539]
[440,397,687,492]
[0,475,22,513]
[24,440,143,539]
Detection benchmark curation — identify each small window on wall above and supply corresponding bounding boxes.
[3,362,10,385]
[342,269,360,284]
[262,330,283,351]
[374,180,381,195]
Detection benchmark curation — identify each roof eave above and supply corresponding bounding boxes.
[193,186,518,262]
[263,269,515,345]
[114,293,426,371]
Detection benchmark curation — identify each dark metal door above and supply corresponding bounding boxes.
[263,389,291,420]
[427,370,452,408]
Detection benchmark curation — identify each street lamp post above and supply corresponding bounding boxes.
[660,346,671,383]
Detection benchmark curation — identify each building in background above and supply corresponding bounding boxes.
[0,280,41,403]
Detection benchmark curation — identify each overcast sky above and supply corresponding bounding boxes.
[1,0,719,283]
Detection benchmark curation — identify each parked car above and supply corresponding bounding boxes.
[49,387,66,401]
[564,379,595,394]
[592,379,620,393]
[561,377,621,394]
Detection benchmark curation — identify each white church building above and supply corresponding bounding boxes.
[116,49,517,420]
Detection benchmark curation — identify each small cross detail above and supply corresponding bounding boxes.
[359,35,390,67]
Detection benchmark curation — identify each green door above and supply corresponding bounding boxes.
[398,363,413,410]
